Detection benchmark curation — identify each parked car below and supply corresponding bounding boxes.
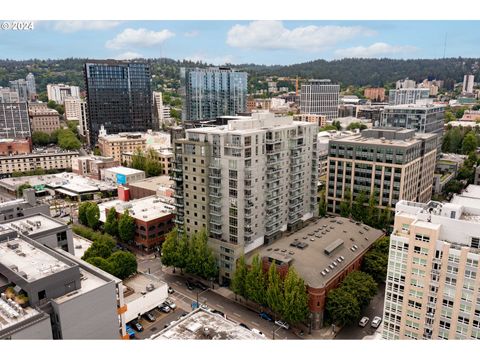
[143,312,156,322]
[211,309,225,317]
[275,320,290,330]
[251,328,266,338]
[195,281,208,291]
[239,323,250,330]
[186,280,195,290]
[158,304,171,313]
[163,299,176,310]
[371,316,382,328]
[125,325,136,339]
[359,316,370,327]
[259,312,273,322]
[168,286,174,294]
[131,321,143,332]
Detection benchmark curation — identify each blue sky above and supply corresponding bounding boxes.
[0,20,479,65]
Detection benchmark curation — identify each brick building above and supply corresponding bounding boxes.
[249,216,384,329]
[28,107,61,134]
[0,138,31,156]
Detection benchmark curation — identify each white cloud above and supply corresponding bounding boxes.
[115,51,144,60]
[226,21,375,51]
[334,42,418,58]
[53,21,122,33]
[184,30,199,37]
[106,28,175,50]
[185,53,235,65]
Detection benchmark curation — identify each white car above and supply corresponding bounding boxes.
[163,299,176,310]
[251,328,266,338]
[275,320,290,330]
[371,316,382,328]
[359,316,370,327]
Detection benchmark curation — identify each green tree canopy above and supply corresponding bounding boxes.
[346,122,367,131]
[86,202,100,230]
[462,131,478,154]
[266,262,284,316]
[107,251,137,279]
[16,183,32,197]
[161,227,179,271]
[85,257,112,273]
[31,131,51,146]
[231,255,248,299]
[104,207,118,237]
[245,254,266,305]
[326,287,361,326]
[281,267,309,325]
[118,210,136,244]
[82,237,116,261]
[341,271,378,308]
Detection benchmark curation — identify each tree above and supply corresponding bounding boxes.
[176,231,190,274]
[16,183,32,197]
[118,210,136,244]
[341,271,377,308]
[245,254,266,305]
[281,267,309,325]
[339,189,352,217]
[93,147,102,156]
[161,227,179,272]
[326,287,361,326]
[57,129,81,150]
[85,257,112,273]
[379,206,392,232]
[78,202,91,226]
[107,251,137,279]
[332,120,342,131]
[86,202,100,230]
[104,207,118,237]
[131,148,146,171]
[186,232,202,276]
[231,255,248,299]
[351,190,366,221]
[366,192,379,228]
[266,262,284,316]
[445,110,455,123]
[318,189,327,217]
[362,237,390,283]
[346,122,367,131]
[145,148,163,177]
[455,107,466,119]
[31,131,51,146]
[82,237,116,261]
[462,131,478,154]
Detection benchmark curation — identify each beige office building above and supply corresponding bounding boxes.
[98,133,146,162]
[326,128,437,213]
[383,186,480,340]
[28,108,60,134]
[172,113,318,284]
[0,151,79,175]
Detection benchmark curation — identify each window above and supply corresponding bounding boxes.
[472,237,480,249]
[415,234,430,243]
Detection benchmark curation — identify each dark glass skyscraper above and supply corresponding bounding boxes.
[84,60,153,146]
[182,67,247,122]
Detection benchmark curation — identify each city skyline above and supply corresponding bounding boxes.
[0,21,480,65]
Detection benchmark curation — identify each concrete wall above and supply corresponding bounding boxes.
[52,281,119,339]
[8,314,53,339]
[125,284,168,323]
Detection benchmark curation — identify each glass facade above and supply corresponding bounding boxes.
[0,102,31,139]
[183,68,247,121]
[84,61,153,146]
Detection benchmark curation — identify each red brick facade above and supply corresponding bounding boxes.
[0,139,31,156]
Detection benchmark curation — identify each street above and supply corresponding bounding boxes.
[137,255,298,340]
[335,283,385,340]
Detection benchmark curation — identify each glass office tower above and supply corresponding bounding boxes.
[84,60,153,146]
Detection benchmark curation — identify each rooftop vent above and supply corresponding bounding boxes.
[324,239,344,255]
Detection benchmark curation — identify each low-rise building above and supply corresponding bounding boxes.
[71,155,119,180]
[364,87,386,102]
[126,176,174,200]
[98,195,175,251]
[102,166,145,185]
[460,110,480,122]
[0,188,49,222]
[294,113,327,127]
[121,148,173,176]
[0,151,78,176]
[28,107,61,134]
[247,216,384,329]
[0,225,124,339]
[98,132,146,162]
[0,138,31,156]
[150,308,264,340]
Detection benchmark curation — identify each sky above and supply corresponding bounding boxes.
[0,20,479,65]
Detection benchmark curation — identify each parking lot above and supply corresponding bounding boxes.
[130,302,190,340]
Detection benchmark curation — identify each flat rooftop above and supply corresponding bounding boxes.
[129,175,173,192]
[247,216,384,289]
[98,196,174,222]
[0,300,44,334]
[105,166,145,176]
[4,214,65,236]
[123,273,167,303]
[72,235,93,259]
[0,237,70,282]
[150,308,264,340]
[53,267,106,304]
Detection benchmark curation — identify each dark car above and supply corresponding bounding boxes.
[195,281,208,291]
[168,286,174,294]
[131,321,143,332]
[259,312,273,322]
[239,323,250,330]
[211,309,225,317]
[186,280,195,290]
[143,312,156,322]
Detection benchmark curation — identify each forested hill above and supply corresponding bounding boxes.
[0,57,478,91]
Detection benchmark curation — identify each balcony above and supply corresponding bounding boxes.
[266,137,281,145]
[225,142,242,148]
[267,156,281,165]
[210,227,222,235]
[267,166,281,174]
[209,170,221,179]
[173,218,184,225]
[244,201,254,209]
[210,191,222,198]
[209,182,221,189]
[245,191,254,199]
[173,167,182,173]
[210,217,222,226]
[210,206,221,216]
[170,175,183,181]
[173,193,184,199]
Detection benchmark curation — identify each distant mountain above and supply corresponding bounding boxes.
[0,57,478,92]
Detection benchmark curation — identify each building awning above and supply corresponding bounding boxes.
[55,188,80,197]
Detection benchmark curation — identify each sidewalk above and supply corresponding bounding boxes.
[211,284,338,340]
